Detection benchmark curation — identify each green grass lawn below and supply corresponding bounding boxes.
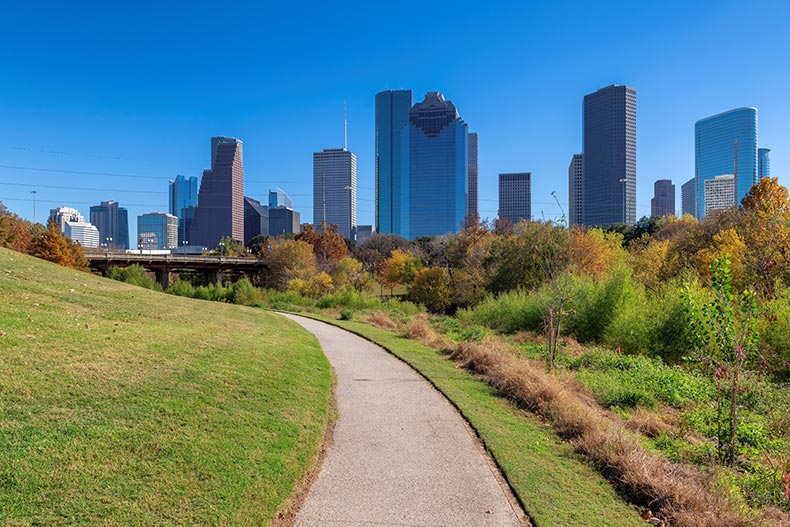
[301,313,643,527]
[0,248,331,526]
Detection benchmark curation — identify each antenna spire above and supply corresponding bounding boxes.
[344,99,347,150]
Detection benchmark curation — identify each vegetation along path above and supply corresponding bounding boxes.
[282,314,527,527]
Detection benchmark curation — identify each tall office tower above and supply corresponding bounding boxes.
[190,136,244,248]
[375,89,413,235]
[498,173,531,225]
[467,132,479,223]
[651,179,675,218]
[269,207,301,236]
[681,178,695,217]
[313,148,357,238]
[244,196,269,245]
[695,108,757,219]
[49,207,84,232]
[269,188,293,208]
[64,221,100,248]
[169,175,198,245]
[759,148,771,179]
[89,200,129,249]
[703,174,736,217]
[137,213,178,250]
[406,92,468,239]
[568,154,584,225]
[582,84,637,226]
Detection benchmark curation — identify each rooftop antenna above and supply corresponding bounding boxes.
[343,99,348,150]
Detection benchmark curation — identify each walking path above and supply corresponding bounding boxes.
[282,314,526,527]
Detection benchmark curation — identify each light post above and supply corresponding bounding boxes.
[30,190,37,224]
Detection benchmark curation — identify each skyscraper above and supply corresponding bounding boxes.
[89,200,129,249]
[759,148,771,179]
[568,154,584,226]
[190,136,244,248]
[681,178,695,217]
[498,173,531,225]
[467,132,479,223]
[582,84,637,226]
[169,175,198,245]
[375,89,413,235]
[269,188,292,209]
[313,148,357,238]
[137,213,178,250]
[703,174,736,217]
[244,196,269,244]
[406,92,468,239]
[64,221,100,248]
[695,108,757,219]
[651,179,675,218]
[49,207,84,232]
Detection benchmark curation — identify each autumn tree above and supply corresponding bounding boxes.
[567,226,626,278]
[381,248,422,294]
[332,256,370,291]
[409,267,451,313]
[261,239,317,291]
[353,233,409,275]
[0,208,35,254]
[298,223,349,267]
[35,221,88,271]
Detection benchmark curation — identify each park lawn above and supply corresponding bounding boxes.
[0,248,331,526]
[302,313,643,527]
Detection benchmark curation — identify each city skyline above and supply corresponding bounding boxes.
[1,2,787,241]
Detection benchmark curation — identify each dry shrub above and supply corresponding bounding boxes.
[365,311,398,330]
[625,407,676,438]
[403,316,452,350]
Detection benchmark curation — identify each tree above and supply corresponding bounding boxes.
[214,236,243,256]
[247,234,271,257]
[288,271,334,298]
[409,267,451,313]
[567,226,626,278]
[0,208,35,254]
[332,256,370,291]
[381,249,422,294]
[261,239,317,291]
[353,233,410,275]
[298,223,349,267]
[35,221,88,271]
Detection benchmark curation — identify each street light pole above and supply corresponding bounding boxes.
[30,190,37,224]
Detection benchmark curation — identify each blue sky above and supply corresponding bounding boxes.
[1,0,787,241]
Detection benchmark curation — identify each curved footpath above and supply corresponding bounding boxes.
[282,314,527,527]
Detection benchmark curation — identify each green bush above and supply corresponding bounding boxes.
[107,265,162,291]
[566,269,638,343]
[339,309,354,320]
[759,285,790,380]
[458,289,549,334]
[317,289,382,310]
[167,278,196,298]
[383,299,424,316]
[230,277,258,306]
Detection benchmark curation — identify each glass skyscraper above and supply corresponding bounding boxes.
[137,212,178,250]
[169,175,198,245]
[568,154,583,226]
[375,89,413,236]
[695,108,757,219]
[313,148,357,238]
[681,178,695,217]
[498,173,531,225]
[406,92,468,239]
[758,148,771,179]
[89,200,129,249]
[582,84,637,227]
[467,132,478,223]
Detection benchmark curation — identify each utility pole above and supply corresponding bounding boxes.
[30,190,37,224]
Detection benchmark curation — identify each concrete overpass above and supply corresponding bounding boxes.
[85,252,266,289]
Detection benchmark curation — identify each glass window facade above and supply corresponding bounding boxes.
[498,173,531,224]
[169,175,198,245]
[695,108,757,219]
[375,90,413,236]
[313,148,357,238]
[758,148,771,179]
[137,213,178,250]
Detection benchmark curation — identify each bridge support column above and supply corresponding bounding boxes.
[215,269,223,286]
[155,269,170,290]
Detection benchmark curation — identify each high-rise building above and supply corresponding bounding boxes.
[703,174,736,217]
[695,108,757,219]
[65,221,100,248]
[269,207,301,236]
[137,213,178,250]
[269,188,293,209]
[89,200,129,249]
[244,196,269,244]
[759,148,771,179]
[582,84,637,226]
[651,179,675,218]
[498,173,531,225]
[313,148,357,238]
[568,154,584,225]
[467,132,479,223]
[681,178,695,217]
[354,224,375,243]
[375,89,413,235]
[169,175,198,245]
[406,92,468,239]
[190,136,244,248]
[49,207,84,232]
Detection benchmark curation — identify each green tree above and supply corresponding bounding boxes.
[247,234,271,257]
[409,267,451,313]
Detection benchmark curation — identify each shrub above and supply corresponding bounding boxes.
[230,277,258,306]
[316,289,382,310]
[107,265,162,291]
[409,267,451,313]
[339,309,354,321]
[458,289,548,334]
[566,269,639,343]
[167,278,196,298]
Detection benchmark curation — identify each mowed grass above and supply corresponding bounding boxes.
[0,248,331,526]
[303,314,643,527]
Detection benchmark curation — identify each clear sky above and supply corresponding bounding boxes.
[1,0,787,242]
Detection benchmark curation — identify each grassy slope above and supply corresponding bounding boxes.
[302,314,643,527]
[0,248,330,526]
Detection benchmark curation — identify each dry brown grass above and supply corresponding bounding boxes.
[364,311,399,331]
[625,407,676,438]
[445,339,760,527]
[403,316,452,351]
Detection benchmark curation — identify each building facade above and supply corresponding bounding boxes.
[695,108,757,219]
[759,148,771,179]
[169,175,198,245]
[568,154,584,225]
[651,179,675,218]
[354,224,375,243]
[703,174,736,217]
[582,84,637,226]
[681,178,695,217]
[375,89,413,235]
[243,196,269,244]
[190,136,244,248]
[467,132,479,223]
[89,200,129,249]
[498,173,531,225]
[269,188,292,209]
[137,213,178,250]
[313,148,357,238]
[406,92,468,239]
[49,207,84,232]
[269,207,301,236]
[64,221,100,248]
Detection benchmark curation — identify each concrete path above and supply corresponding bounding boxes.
[282,314,526,527]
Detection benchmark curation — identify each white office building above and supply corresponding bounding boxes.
[65,221,100,248]
[703,174,736,217]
